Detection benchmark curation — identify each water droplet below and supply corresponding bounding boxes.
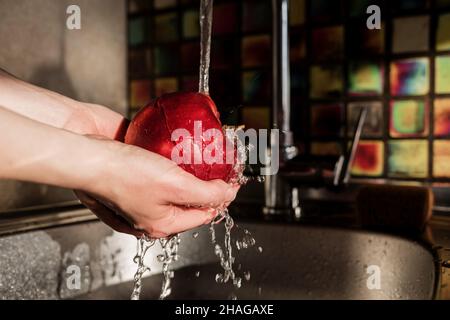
[215,273,224,283]
[256,176,265,183]
[233,277,242,288]
[257,246,263,253]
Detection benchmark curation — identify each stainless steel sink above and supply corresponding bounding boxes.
[79,222,439,300]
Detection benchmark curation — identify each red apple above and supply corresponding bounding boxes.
[125,92,238,183]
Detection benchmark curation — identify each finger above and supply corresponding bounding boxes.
[167,171,239,207]
[75,190,143,238]
[141,206,216,238]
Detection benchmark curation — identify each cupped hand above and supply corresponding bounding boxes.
[76,136,239,238]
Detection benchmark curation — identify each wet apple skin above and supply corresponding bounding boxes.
[125,92,236,182]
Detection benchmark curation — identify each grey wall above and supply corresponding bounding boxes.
[0,0,127,210]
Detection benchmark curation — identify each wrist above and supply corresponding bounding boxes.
[79,136,125,201]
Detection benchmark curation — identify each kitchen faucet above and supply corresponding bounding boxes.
[263,0,367,220]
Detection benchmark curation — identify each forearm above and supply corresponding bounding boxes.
[0,106,104,191]
[0,68,124,138]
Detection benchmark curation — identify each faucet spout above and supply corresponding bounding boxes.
[263,0,298,218]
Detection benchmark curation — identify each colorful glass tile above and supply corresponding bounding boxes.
[435,55,450,94]
[242,71,271,103]
[212,3,238,35]
[290,0,305,26]
[347,102,384,137]
[351,141,384,176]
[241,107,270,130]
[130,79,151,109]
[390,58,429,96]
[183,10,199,39]
[242,35,271,68]
[390,100,428,137]
[129,49,152,77]
[154,45,179,75]
[311,26,344,62]
[154,13,178,43]
[129,18,146,46]
[436,13,450,51]
[154,77,178,97]
[348,61,383,96]
[433,141,450,178]
[388,140,428,178]
[392,16,429,53]
[434,98,450,136]
[310,65,343,99]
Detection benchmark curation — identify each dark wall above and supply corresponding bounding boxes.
[0,0,127,211]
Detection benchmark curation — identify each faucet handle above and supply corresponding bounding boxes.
[333,107,368,187]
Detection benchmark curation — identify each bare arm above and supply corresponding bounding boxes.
[0,106,238,237]
[0,68,125,139]
[0,106,100,188]
[0,69,239,238]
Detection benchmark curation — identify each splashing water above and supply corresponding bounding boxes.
[207,204,264,300]
[129,0,268,301]
[209,209,241,288]
[130,234,181,300]
[158,234,181,300]
[130,236,155,300]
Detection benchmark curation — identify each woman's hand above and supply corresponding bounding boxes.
[0,68,128,140]
[0,108,238,238]
[76,136,239,238]
[0,68,240,238]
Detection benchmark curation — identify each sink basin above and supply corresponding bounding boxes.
[79,222,439,300]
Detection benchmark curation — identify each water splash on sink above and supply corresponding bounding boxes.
[158,234,181,300]
[209,208,260,297]
[210,209,241,288]
[130,236,155,300]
